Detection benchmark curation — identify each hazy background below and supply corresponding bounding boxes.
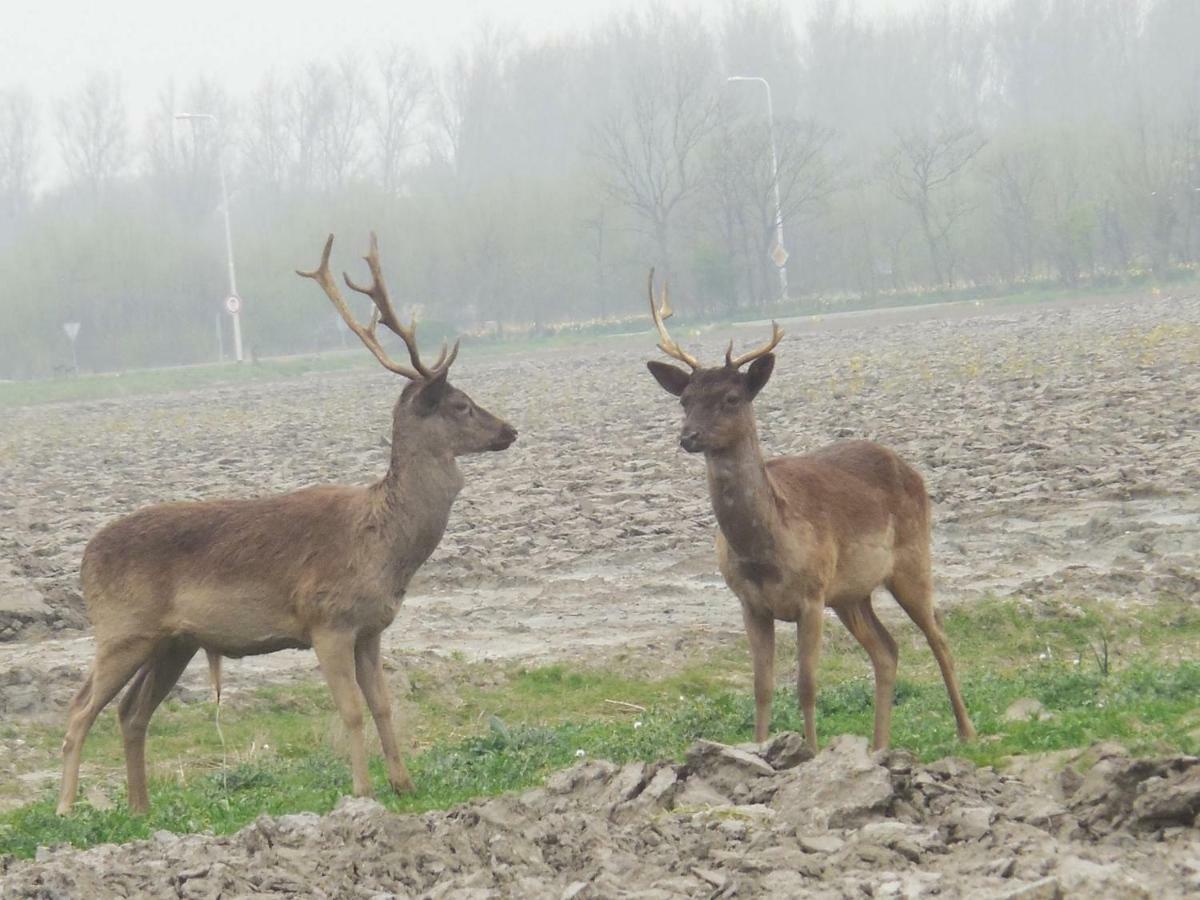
[4,1,960,153]
[1,0,1196,376]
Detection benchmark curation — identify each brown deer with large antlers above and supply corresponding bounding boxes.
[56,233,516,815]
[644,272,973,751]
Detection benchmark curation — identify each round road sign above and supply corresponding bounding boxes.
[224,295,242,315]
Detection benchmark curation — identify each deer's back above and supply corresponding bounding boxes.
[765,439,929,547]
[80,485,378,643]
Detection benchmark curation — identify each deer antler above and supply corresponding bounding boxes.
[297,234,457,380]
[648,268,700,370]
[725,321,784,369]
[343,232,458,378]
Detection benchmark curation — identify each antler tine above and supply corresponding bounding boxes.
[726,321,785,369]
[438,339,460,372]
[423,336,458,372]
[343,231,442,378]
[297,235,421,380]
[647,267,701,370]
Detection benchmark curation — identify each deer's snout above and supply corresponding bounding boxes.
[490,424,518,451]
[680,430,704,453]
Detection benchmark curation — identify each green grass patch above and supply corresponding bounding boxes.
[2,597,1197,858]
[0,354,379,408]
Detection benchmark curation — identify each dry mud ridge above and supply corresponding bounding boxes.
[3,735,1199,899]
[1,290,1198,719]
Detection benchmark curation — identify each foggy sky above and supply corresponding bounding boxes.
[4,1,998,133]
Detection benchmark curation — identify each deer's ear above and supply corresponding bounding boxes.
[647,361,691,396]
[745,354,775,398]
[414,369,449,414]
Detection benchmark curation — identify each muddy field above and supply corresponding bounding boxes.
[1,290,1199,893]
[2,291,1198,706]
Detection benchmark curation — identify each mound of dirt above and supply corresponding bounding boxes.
[0,567,53,642]
[4,735,1197,899]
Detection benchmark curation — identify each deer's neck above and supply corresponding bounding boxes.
[705,430,781,560]
[370,436,464,580]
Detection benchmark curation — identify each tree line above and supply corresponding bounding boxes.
[1,0,1197,376]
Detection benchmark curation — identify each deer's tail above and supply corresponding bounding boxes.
[205,650,223,706]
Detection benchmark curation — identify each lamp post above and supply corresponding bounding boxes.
[727,75,788,302]
[174,112,244,362]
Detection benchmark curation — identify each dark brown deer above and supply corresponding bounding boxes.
[57,233,517,815]
[644,272,973,751]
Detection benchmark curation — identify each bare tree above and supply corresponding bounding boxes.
[320,56,371,190]
[581,207,610,319]
[56,72,129,196]
[374,45,429,194]
[435,26,513,183]
[720,0,803,117]
[983,135,1046,282]
[244,73,294,194]
[144,78,233,216]
[881,121,986,287]
[0,87,37,219]
[144,81,183,187]
[1040,136,1094,285]
[707,115,835,307]
[284,58,373,193]
[1116,111,1197,276]
[994,0,1143,126]
[1139,0,1200,265]
[593,9,720,280]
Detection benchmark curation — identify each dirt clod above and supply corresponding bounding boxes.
[9,734,1196,899]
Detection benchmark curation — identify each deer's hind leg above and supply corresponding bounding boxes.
[118,639,197,814]
[57,635,157,815]
[888,568,975,742]
[835,598,899,751]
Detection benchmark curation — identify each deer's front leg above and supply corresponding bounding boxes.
[741,603,776,742]
[312,628,372,798]
[796,599,824,751]
[355,631,415,795]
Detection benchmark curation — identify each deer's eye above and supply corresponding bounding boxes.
[724,392,741,405]
[453,401,471,415]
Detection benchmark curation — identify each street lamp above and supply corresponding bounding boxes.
[727,75,788,302]
[174,112,244,362]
